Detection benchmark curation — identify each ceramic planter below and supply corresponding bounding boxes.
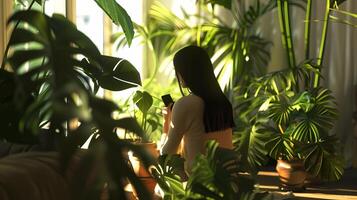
[276,159,307,191]
[129,142,159,196]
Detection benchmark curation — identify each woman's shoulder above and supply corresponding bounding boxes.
[176,94,204,106]
[177,94,204,104]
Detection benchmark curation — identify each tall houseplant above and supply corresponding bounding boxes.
[0,4,156,200]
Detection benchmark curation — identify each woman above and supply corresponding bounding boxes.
[161,45,235,173]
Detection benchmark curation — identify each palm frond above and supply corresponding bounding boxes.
[300,135,344,181]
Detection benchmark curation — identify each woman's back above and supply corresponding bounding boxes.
[162,94,233,172]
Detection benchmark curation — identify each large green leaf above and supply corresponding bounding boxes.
[267,94,294,126]
[264,124,296,160]
[234,124,270,174]
[300,135,344,181]
[97,55,141,91]
[133,91,153,115]
[94,0,134,45]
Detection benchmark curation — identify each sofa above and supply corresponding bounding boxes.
[0,150,70,200]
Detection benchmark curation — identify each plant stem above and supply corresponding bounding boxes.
[141,113,146,141]
[277,0,295,68]
[277,0,287,56]
[283,0,296,69]
[278,0,299,91]
[304,0,312,60]
[314,0,330,88]
[1,0,36,69]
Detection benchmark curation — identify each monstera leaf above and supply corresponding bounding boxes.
[6,10,140,134]
[97,56,141,91]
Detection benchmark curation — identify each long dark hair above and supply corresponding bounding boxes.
[173,45,234,132]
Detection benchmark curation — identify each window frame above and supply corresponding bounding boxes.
[0,1,13,68]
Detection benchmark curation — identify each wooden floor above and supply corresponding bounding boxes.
[257,167,357,200]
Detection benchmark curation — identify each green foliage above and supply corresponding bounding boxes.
[94,0,134,45]
[133,90,156,142]
[234,124,271,174]
[112,0,274,95]
[241,64,343,180]
[1,9,153,200]
[234,61,316,170]
[5,10,141,134]
[329,6,357,28]
[152,141,272,200]
[115,87,165,143]
[264,125,296,160]
[95,56,141,91]
[151,154,187,198]
[133,91,153,115]
[262,87,339,154]
[210,0,350,183]
[298,135,344,181]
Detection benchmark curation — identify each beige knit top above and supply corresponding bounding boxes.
[161,94,233,172]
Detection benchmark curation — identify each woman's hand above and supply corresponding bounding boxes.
[162,103,173,134]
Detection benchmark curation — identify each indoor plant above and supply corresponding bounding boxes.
[0,5,155,200]
[123,90,161,196]
[151,141,273,200]
[239,59,344,190]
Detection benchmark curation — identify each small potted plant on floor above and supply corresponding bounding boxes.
[254,78,343,191]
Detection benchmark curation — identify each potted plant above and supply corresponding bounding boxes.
[120,90,161,195]
[242,60,344,191]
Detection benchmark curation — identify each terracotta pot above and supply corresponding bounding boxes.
[129,142,159,195]
[276,159,307,192]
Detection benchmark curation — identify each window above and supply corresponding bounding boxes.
[76,0,104,53]
[44,0,66,16]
